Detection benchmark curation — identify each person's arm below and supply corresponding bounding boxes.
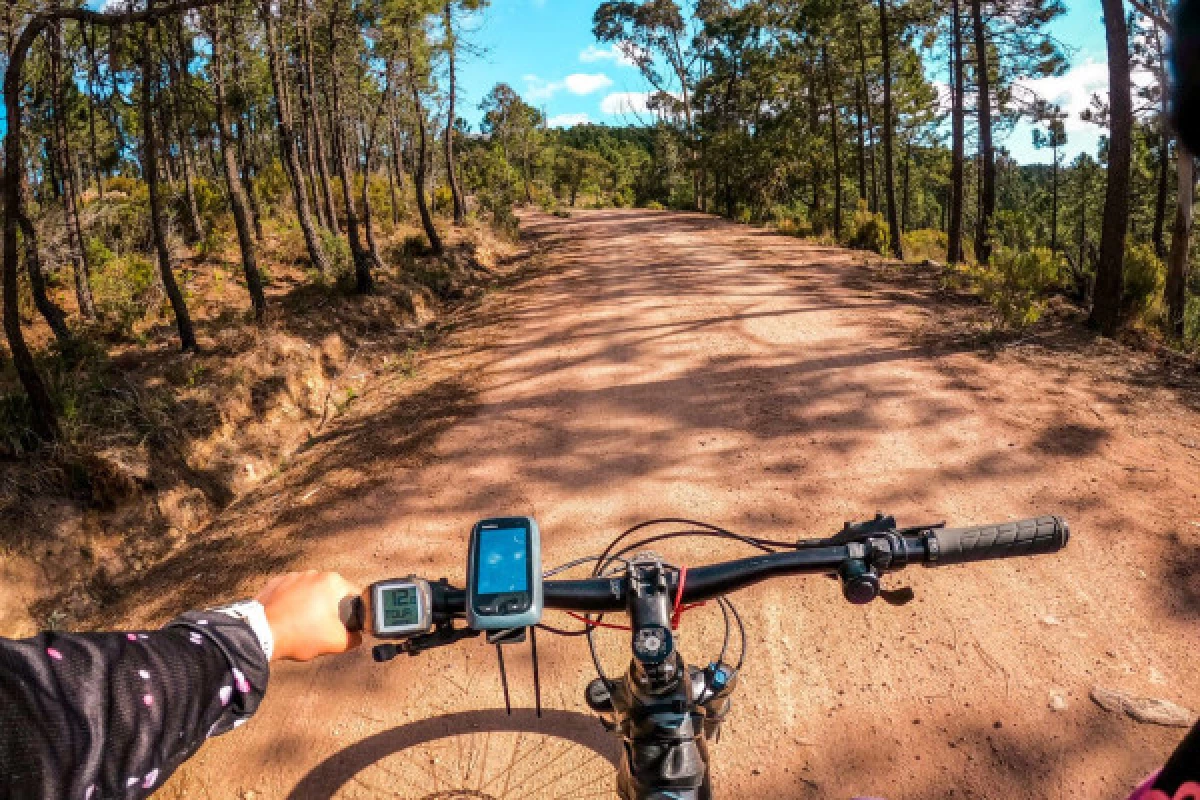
[0,571,359,799]
[1128,721,1200,800]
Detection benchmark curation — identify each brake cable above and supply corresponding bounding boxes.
[670,565,707,630]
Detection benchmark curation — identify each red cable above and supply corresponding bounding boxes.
[564,611,631,631]
[671,567,705,629]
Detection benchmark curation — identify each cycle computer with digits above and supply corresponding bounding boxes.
[466,516,543,630]
[369,578,434,638]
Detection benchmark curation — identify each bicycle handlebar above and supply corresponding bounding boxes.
[425,515,1068,616]
[928,515,1068,565]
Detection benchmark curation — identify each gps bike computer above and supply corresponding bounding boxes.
[368,578,434,638]
[466,516,543,630]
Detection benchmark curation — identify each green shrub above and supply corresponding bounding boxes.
[1122,242,1164,316]
[103,175,143,196]
[769,204,812,237]
[902,229,948,263]
[1185,295,1200,348]
[92,253,160,335]
[987,209,1037,251]
[973,245,1063,328]
[84,237,114,270]
[644,201,665,211]
[847,203,890,255]
[319,229,352,281]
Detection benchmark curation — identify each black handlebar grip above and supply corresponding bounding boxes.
[340,595,365,633]
[929,515,1069,566]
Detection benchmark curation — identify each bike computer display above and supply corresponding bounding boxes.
[466,516,543,630]
[369,578,434,638]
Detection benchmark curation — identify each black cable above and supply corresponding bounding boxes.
[592,518,790,577]
[726,597,746,670]
[496,644,511,715]
[716,594,731,664]
[530,626,542,718]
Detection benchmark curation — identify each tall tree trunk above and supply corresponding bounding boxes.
[329,0,375,292]
[141,13,197,350]
[1077,165,1089,281]
[807,66,823,226]
[389,110,405,224]
[260,0,331,273]
[1153,126,1170,259]
[856,18,879,213]
[49,22,97,320]
[1051,142,1059,252]
[901,138,912,232]
[971,0,995,263]
[948,0,965,263]
[878,0,904,260]
[853,52,868,205]
[3,17,58,440]
[209,7,267,322]
[229,26,264,244]
[19,200,71,345]
[1153,28,1170,260]
[301,0,338,230]
[355,84,383,267]
[823,43,842,240]
[407,53,443,256]
[167,17,204,245]
[1165,147,1193,338]
[443,3,466,225]
[1091,0,1132,336]
[84,25,105,198]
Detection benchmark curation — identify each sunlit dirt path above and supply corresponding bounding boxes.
[162,209,1200,799]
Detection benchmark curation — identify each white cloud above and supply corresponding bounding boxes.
[1015,61,1110,134]
[564,73,614,95]
[548,113,592,128]
[600,91,653,116]
[525,73,613,102]
[579,43,640,68]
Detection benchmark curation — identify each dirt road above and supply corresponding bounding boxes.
[161,209,1200,799]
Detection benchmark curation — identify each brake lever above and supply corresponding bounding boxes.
[372,624,481,662]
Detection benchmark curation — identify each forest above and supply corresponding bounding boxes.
[0,0,1196,489]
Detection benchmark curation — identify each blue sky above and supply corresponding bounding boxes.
[455,0,1114,165]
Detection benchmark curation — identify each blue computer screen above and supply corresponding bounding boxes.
[477,527,529,594]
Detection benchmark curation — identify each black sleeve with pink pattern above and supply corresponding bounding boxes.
[0,611,269,799]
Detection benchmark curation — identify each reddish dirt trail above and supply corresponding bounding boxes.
[164,209,1199,799]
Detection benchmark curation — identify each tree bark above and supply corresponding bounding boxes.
[948,0,965,263]
[260,0,331,273]
[329,0,375,292]
[3,19,58,438]
[228,26,264,244]
[443,3,466,225]
[878,0,904,260]
[142,13,198,350]
[301,0,339,230]
[853,46,868,205]
[823,43,842,240]
[407,48,443,256]
[1165,147,1193,338]
[389,110,405,224]
[1091,0,1132,336]
[209,6,267,322]
[856,17,879,213]
[167,16,204,245]
[49,21,97,320]
[1153,126,1170,259]
[971,0,995,263]
[19,201,71,345]
[1051,140,1060,252]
